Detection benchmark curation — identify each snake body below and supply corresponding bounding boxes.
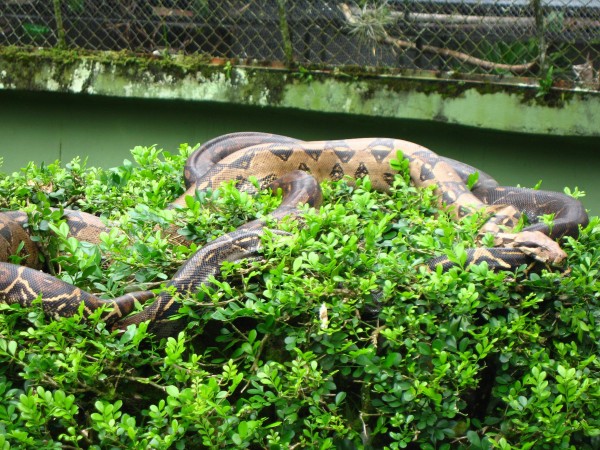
[0,133,589,337]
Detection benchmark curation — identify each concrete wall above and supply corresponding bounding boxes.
[1,48,599,137]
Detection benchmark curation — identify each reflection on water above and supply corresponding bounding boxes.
[1,90,598,215]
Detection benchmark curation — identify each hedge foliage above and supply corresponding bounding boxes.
[0,146,599,449]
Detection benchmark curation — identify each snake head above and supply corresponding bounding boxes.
[494,231,567,266]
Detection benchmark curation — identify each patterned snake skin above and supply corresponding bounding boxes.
[0,133,589,338]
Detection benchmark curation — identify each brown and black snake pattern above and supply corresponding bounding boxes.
[0,132,589,337]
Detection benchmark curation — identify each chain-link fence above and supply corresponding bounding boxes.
[1,1,599,87]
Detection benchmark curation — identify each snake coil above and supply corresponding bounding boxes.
[0,133,589,338]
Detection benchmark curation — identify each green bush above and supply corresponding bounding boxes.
[0,145,599,449]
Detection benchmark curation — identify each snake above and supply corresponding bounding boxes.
[0,132,589,338]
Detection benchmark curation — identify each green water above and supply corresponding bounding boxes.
[1,89,599,215]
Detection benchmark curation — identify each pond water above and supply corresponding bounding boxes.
[1,89,598,215]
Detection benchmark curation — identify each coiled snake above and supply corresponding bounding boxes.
[0,133,589,338]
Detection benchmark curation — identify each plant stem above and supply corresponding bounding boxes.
[53,0,67,49]
[276,0,294,65]
[532,0,547,74]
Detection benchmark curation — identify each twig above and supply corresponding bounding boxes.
[340,3,537,73]
[382,35,537,72]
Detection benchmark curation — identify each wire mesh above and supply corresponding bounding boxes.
[1,0,598,87]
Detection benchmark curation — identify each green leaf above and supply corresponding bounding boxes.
[335,391,346,406]
[466,172,479,190]
[165,385,180,398]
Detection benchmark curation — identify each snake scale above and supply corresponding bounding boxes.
[0,133,589,338]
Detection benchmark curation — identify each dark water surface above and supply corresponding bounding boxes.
[1,89,598,214]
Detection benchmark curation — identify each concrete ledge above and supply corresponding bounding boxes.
[1,48,599,137]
